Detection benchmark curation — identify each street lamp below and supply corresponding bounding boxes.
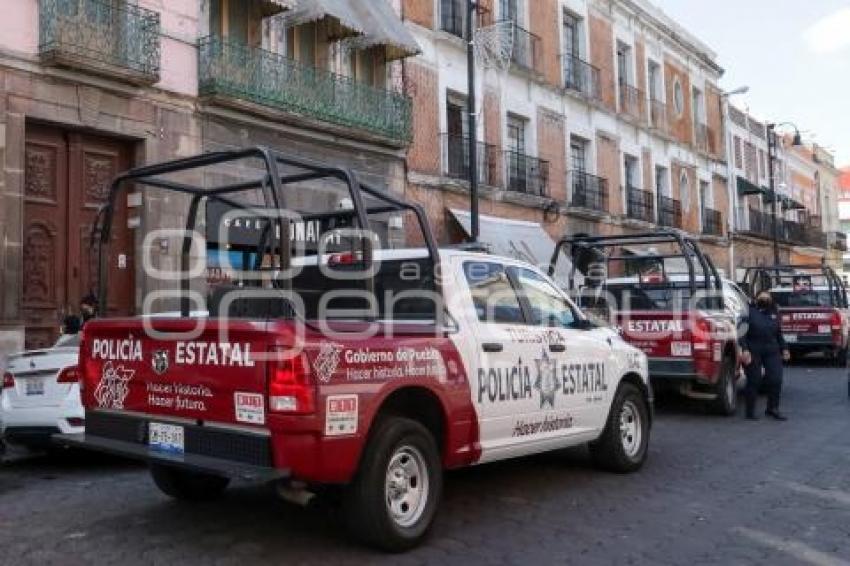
[767,122,803,265]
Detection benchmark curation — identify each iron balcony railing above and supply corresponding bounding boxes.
[502,21,541,73]
[562,53,601,101]
[439,0,465,37]
[649,98,668,133]
[618,82,645,121]
[657,195,683,228]
[695,122,709,153]
[569,170,608,212]
[38,0,161,83]
[782,220,806,245]
[744,207,776,239]
[702,208,723,236]
[626,187,655,223]
[198,36,412,143]
[504,150,549,196]
[441,134,500,186]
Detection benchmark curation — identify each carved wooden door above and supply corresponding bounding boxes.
[22,124,134,349]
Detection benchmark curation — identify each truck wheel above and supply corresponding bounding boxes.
[150,464,230,501]
[589,382,649,473]
[343,417,442,552]
[712,357,737,416]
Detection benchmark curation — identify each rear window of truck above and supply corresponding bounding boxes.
[772,290,836,308]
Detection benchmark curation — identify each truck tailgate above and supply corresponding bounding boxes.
[80,318,274,426]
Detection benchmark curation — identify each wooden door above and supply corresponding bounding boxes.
[22,124,134,349]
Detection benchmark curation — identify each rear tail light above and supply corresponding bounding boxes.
[831,311,842,331]
[57,366,81,385]
[2,372,14,389]
[268,348,315,414]
[692,317,713,351]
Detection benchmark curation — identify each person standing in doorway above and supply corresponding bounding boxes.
[740,290,790,420]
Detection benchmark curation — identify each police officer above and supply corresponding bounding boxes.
[740,290,790,420]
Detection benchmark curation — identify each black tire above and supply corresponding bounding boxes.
[712,356,737,416]
[835,346,848,368]
[150,464,230,501]
[589,382,650,473]
[343,417,442,552]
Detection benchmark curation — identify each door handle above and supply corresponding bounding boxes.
[481,342,503,353]
[549,343,566,353]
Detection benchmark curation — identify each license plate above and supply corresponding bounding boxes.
[785,334,798,343]
[818,325,831,334]
[25,379,45,396]
[671,342,692,357]
[149,423,185,454]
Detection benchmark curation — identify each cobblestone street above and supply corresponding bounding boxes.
[2,362,849,566]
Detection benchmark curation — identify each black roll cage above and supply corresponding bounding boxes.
[92,146,440,318]
[547,230,724,306]
[741,263,848,308]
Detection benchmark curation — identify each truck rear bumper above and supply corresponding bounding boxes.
[648,358,709,383]
[785,335,838,349]
[54,432,288,481]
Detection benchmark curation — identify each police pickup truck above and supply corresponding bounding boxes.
[57,148,651,551]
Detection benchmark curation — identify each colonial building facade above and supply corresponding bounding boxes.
[0,0,417,354]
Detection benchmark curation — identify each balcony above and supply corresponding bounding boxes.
[504,150,549,197]
[38,0,161,85]
[782,220,807,245]
[695,122,709,153]
[626,187,655,223]
[198,36,412,144]
[563,54,601,101]
[657,195,683,228]
[618,82,645,122]
[441,134,501,186]
[740,207,776,239]
[503,21,541,73]
[569,171,608,212]
[702,208,723,237]
[649,99,668,133]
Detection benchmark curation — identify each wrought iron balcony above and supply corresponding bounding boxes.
[702,208,723,237]
[649,98,668,133]
[502,21,541,73]
[657,195,683,228]
[618,82,645,121]
[626,187,655,223]
[695,122,709,153]
[782,220,806,245]
[440,0,465,37]
[38,0,161,84]
[569,171,608,212]
[504,150,549,196]
[441,134,500,186]
[562,54,601,101]
[198,36,412,144]
[742,207,776,239]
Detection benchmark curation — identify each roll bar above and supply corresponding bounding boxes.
[740,263,848,307]
[547,230,723,301]
[92,146,440,318]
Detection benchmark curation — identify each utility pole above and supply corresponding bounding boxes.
[767,123,780,265]
[466,0,479,243]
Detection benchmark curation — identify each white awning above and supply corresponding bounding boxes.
[272,0,420,60]
[449,209,580,288]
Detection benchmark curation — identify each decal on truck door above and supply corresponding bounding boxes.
[94,362,135,409]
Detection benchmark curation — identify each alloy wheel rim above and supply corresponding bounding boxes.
[385,445,429,528]
[619,400,642,459]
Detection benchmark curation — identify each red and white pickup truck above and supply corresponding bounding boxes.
[551,232,741,415]
[742,265,850,366]
[57,148,651,551]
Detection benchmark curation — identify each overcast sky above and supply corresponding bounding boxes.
[651,0,850,167]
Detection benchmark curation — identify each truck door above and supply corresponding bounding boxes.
[510,267,613,433]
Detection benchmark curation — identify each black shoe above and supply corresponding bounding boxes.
[765,409,788,421]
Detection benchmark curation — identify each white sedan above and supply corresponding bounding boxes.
[1,334,82,450]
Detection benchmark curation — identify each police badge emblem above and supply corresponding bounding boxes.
[152,350,169,375]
